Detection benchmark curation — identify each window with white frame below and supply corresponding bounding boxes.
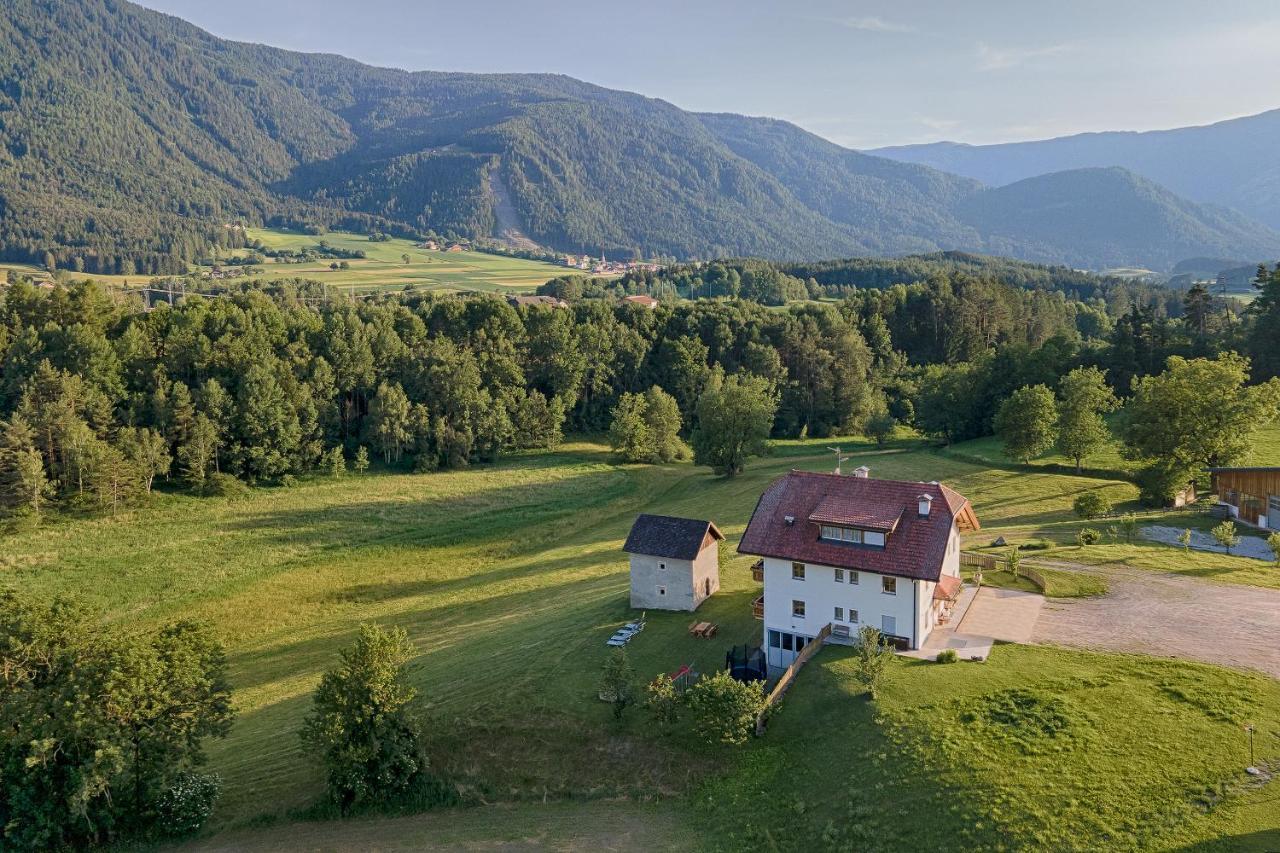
[792,562,806,580]
[848,608,858,623]
[882,576,897,595]
[834,606,844,621]
[659,562,666,570]
[849,571,859,584]
[792,599,806,618]
[834,568,844,583]
[864,531,886,547]
[820,525,864,544]
[658,586,666,596]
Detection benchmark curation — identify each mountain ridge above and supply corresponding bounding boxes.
[0,0,1277,272]
[871,108,1280,229]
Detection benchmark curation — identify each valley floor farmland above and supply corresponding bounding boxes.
[3,438,1278,850]
[240,228,570,294]
[1,228,571,295]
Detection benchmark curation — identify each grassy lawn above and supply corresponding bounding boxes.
[2,436,1277,848]
[964,566,1109,597]
[1038,542,1280,590]
[943,422,1280,477]
[693,643,1280,851]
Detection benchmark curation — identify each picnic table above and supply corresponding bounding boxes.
[687,621,718,639]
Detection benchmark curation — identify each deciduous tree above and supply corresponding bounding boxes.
[994,384,1058,464]
[691,371,777,477]
[1123,354,1280,470]
[1056,367,1119,473]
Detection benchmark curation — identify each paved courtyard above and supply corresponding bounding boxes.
[1031,561,1280,679]
[958,586,1045,643]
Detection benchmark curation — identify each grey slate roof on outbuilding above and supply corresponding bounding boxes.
[623,514,723,560]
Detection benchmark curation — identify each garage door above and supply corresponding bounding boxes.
[1269,495,1280,530]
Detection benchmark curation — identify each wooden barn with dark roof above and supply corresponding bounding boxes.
[623,514,724,611]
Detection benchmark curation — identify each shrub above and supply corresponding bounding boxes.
[645,673,681,726]
[1076,527,1102,546]
[1072,491,1112,520]
[156,772,221,837]
[1268,532,1280,566]
[936,649,959,664]
[851,625,895,700]
[201,472,250,497]
[1212,520,1241,555]
[686,670,765,745]
[1016,539,1052,551]
[1115,513,1139,544]
[600,647,635,720]
[280,473,298,488]
[1005,547,1022,579]
[1136,461,1192,508]
[301,624,430,814]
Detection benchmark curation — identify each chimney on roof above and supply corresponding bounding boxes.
[918,494,933,518]
[784,515,796,526]
[852,465,870,479]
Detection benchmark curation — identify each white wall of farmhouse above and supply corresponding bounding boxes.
[759,524,962,653]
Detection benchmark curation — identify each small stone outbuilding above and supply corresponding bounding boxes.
[623,514,723,611]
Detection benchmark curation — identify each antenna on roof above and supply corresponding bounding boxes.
[828,446,850,475]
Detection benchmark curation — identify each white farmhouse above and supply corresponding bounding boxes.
[738,468,980,668]
[623,514,724,611]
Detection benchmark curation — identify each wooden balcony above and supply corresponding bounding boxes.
[751,559,764,583]
[752,595,764,620]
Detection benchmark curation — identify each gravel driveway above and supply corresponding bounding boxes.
[1031,560,1280,679]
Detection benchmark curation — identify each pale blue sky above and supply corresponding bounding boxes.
[138,0,1280,149]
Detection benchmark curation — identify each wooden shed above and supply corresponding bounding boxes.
[1208,467,1280,529]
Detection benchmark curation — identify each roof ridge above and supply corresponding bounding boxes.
[786,469,951,490]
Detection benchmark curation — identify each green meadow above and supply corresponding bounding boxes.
[238,228,570,294]
[2,436,1277,850]
[1,228,571,294]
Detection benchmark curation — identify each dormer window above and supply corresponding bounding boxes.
[819,525,886,548]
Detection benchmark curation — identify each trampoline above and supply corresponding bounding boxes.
[725,644,767,683]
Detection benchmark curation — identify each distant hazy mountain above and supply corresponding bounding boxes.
[1,0,1277,273]
[872,110,1280,229]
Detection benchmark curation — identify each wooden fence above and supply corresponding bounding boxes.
[960,551,997,572]
[755,623,831,735]
[962,551,1049,593]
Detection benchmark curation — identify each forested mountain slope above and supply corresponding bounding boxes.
[1,0,1277,272]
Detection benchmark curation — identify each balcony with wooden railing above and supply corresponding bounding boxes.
[751,559,764,583]
[752,594,764,620]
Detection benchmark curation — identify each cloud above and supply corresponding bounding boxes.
[837,16,914,33]
[918,115,961,132]
[976,41,1073,71]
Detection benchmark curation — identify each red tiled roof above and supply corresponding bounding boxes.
[737,471,979,582]
[808,494,903,531]
[934,574,962,601]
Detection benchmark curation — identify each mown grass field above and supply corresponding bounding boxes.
[2,436,1277,850]
[239,228,569,294]
[1,228,570,294]
[943,422,1280,590]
